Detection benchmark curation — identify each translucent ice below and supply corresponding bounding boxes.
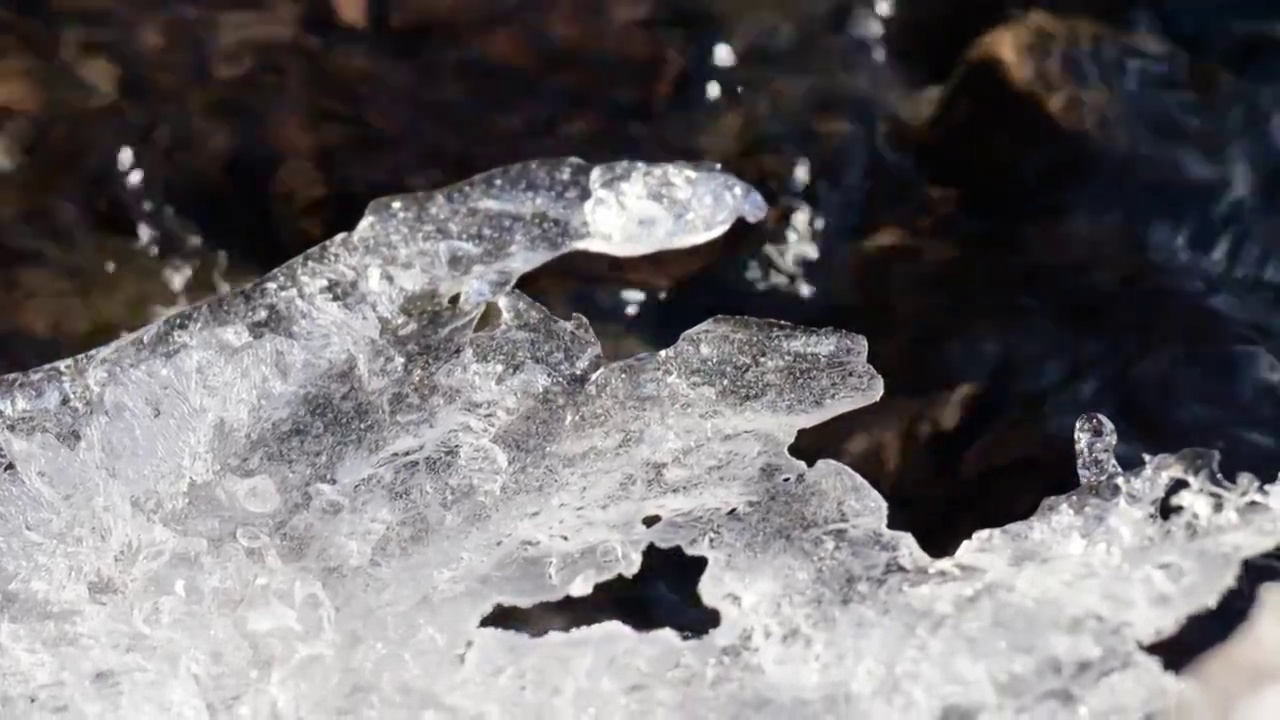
[1,158,1279,718]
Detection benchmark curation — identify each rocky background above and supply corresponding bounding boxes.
[5,0,1280,689]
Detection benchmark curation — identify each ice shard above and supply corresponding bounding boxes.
[1,158,1278,718]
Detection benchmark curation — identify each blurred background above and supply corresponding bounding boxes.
[6,0,1280,676]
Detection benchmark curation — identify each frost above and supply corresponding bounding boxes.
[1,157,1278,717]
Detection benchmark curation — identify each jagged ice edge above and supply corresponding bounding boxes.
[0,158,1276,716]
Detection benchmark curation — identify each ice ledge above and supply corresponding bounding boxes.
[0,158,766,417]
[0,158,1276,717]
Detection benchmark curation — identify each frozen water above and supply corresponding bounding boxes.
[1,157,1279,718]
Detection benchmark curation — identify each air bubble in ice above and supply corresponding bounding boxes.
[228,474,282,513]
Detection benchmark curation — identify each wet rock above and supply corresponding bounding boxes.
[911,9,1254,214]
[883,0,1147,86]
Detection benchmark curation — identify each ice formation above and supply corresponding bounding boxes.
[2,157,1280,717]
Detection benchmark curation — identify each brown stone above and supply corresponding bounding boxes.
[914,10,1245,208]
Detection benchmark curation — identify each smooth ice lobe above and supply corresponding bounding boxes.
[1,157,1279,718]
[581,161,768,255]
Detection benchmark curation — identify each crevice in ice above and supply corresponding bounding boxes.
[786,405,1080,558]
[472,301,504,334]
[1145,550,1280,672]
[477,544,721,640]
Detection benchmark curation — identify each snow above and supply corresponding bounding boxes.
[1,157,1279,717]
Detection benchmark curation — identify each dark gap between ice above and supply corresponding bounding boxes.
[1144,546,1280,672]
[478,544,721,640]
[1139,453,1280,671]
[472,301,504,333]
[787,357,1082,558]
[511,220,778,363]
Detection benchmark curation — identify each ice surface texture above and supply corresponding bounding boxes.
[1,158,1278,718]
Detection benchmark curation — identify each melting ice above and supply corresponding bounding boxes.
[1,158,1279,717]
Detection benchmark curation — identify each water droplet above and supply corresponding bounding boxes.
[1074,412,1121,485]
